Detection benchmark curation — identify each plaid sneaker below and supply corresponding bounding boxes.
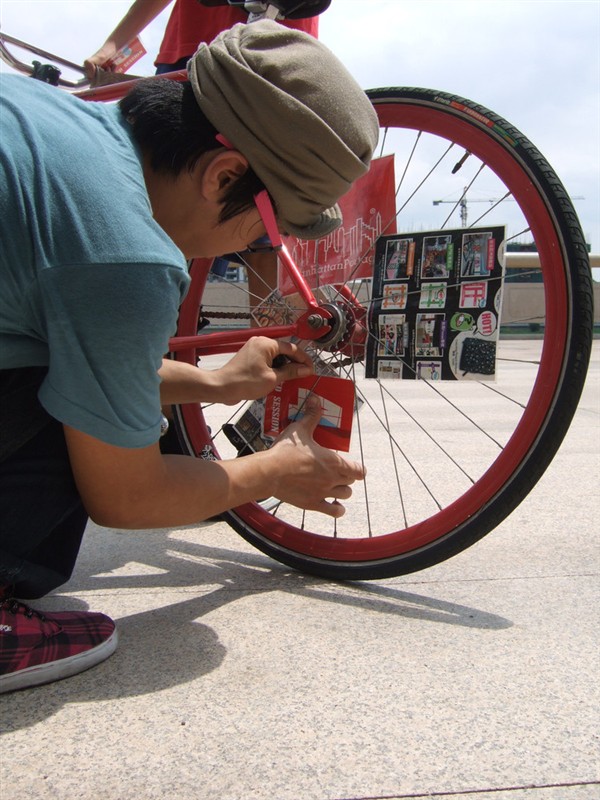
[0,597,118,694]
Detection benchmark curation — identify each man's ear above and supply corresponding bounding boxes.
[199,150,249,202]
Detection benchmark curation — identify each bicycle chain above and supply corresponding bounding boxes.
[201,310,252,320]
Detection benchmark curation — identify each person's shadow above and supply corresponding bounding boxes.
[1,520,512,731]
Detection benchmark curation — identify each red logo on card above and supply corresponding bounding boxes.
[108,37,146,74]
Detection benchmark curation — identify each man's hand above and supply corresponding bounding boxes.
[65,393,365,528]
[197,337,315,406]
[158,338,314,407]
[84,44,118,81]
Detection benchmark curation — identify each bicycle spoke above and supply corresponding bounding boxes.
[378,380,408,529]
[439,163,487,228]
[350,359,373,536]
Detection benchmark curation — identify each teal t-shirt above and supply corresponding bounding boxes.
[0,75,190,447]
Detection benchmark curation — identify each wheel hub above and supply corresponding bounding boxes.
[314,301,356,353]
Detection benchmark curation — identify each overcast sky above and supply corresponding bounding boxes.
[1,0,598,260]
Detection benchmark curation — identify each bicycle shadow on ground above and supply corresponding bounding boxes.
[0,521,512,732]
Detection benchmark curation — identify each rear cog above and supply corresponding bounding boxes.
[314,302,355,353]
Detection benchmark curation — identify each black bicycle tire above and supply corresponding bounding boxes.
[175,86,593,580]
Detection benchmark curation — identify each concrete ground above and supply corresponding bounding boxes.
[1,342,598,800]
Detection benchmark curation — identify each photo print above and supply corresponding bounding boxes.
[420,235,453,279]
[377,360,404,380]
[384,238,414,280]
[377,314,409,357]
[460,231,494,277]
[415,313,446,356]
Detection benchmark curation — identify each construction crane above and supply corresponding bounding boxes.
[433,187,497,227]
[433,187,584,227]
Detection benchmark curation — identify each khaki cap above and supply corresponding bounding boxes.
[188,20,379,240]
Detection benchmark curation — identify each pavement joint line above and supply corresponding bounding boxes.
[373,572,600,584]
[331,778,600,799]
[51,569,600,599]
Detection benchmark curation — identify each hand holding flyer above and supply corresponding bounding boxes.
[107,37,146,74]
[264,376,356,452]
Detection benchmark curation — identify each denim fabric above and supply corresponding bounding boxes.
[0,371,184,599]
[0,410,87,599]
[0,367,52,462]
[155,57,190,75]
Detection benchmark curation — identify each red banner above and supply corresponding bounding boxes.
[279,155,397,295]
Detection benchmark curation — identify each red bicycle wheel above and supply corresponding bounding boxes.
[172,87,593,579]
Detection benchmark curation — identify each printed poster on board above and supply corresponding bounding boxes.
[365,226,506,381]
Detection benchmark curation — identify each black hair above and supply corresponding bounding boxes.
[119,78,265,223]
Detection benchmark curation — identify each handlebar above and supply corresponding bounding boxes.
[0,30,89,88]
[0,30,147,90]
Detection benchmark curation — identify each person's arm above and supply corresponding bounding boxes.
[84,0,173,78]
[158,337,314,406]
[64,395,365,528]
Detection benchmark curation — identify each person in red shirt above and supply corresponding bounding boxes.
[85,0,318,78]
